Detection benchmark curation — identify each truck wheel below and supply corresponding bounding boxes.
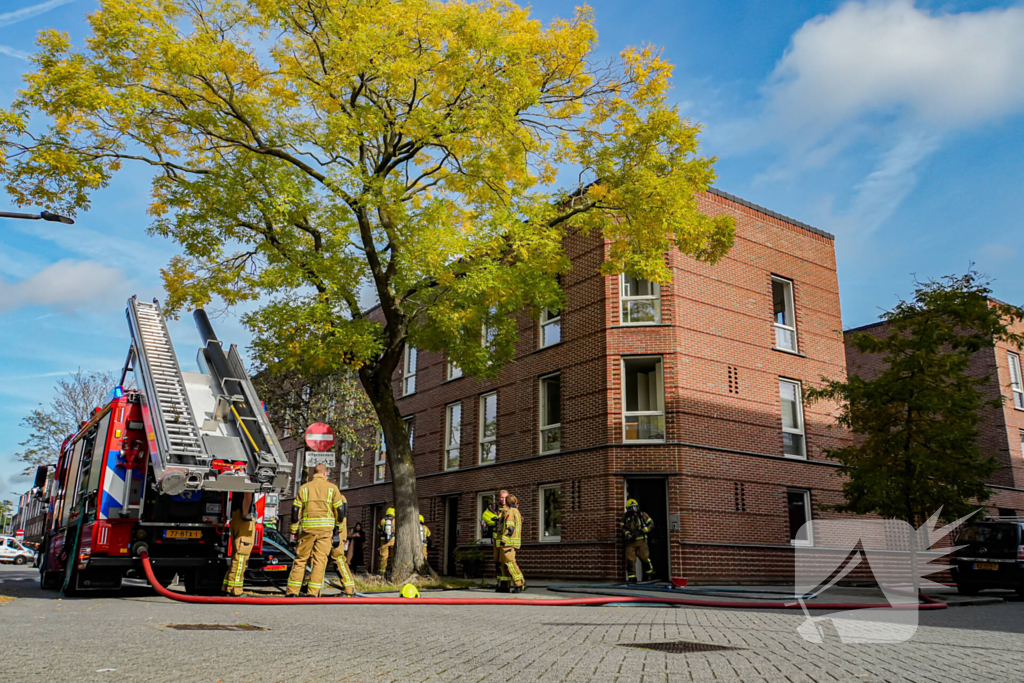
[40,570,61,590]
[183,568,224,596]
[14,556,26,565]
[956,582,980,596]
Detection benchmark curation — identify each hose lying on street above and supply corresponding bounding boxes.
[139,551,947,609]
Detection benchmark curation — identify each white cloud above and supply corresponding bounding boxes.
[0,260,126,313]
[0,0,76,29]
[0,45,31,60]
[766,0,1024,135]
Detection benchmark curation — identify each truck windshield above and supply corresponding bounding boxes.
[959,524,1019,545]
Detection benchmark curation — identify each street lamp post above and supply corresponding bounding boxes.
[0,209,75,224]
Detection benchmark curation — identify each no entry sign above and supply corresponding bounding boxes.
[304,422,335,452]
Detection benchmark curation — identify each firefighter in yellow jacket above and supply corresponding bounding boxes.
[328,499,356,597]
[497,493,525,593]
[286,463,346,597]
[377,507,396,575]
[481,489,508,591]
[419,514,431,562]
[222,492,254,596]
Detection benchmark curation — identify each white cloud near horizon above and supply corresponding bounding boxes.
[0,260,125,313]
[0,0,76,29]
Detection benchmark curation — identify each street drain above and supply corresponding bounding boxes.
[621,641,742,654]
[165,624,268,631]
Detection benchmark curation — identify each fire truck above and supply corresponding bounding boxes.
[37,296,291,594]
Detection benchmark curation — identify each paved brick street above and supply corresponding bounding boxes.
[3,564,1024,682]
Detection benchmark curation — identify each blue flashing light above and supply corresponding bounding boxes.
[106,385,124,403]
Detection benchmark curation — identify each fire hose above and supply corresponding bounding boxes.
[139,551,947,609]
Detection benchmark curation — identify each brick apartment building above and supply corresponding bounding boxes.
[274,188,855,583]
[845,316,1024,515]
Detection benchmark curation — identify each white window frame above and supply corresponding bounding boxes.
[338,446,350,490]
[445,403,462,470]
[540,308,561,347]
[620,274,661,325]
[772,276,798,352]
[1009,352,1024,410]
[476,491,496,543]
[292,449,304,498]
[539,484,562,542]
[479,391,497,465]
[780,378,807,459]
[402,346,417,396]
[404,416,415,450]
[622,356,666,443]
[374,431,386,483]
[540,373,561,454]
[447,359,463,381]
[787,489,813,547]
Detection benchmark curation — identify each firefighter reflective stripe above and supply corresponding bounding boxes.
[301,517,337,529]
[500,507,522,549]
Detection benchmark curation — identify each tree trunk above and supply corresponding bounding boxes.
[361,365,433,583]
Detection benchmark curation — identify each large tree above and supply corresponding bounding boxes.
[15,370,119,475]
[0,0,735,580]
[808,273,1024,592]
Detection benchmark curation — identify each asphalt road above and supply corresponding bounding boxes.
[3,563,1024,682]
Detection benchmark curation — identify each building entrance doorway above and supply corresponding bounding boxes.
[368,505,384,574]
[442,496,459,576]
[624,477,670,581]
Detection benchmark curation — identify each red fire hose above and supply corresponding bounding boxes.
[139,551,947,609]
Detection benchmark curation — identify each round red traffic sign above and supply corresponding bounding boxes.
[304,422,335,452]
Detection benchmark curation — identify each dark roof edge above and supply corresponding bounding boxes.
[707,187,835,241]
[843,320,888,334]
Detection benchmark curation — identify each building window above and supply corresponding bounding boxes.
[479,392,497,464]
[540,484,562,542]
[772,276,798,352]
[402,346,417,395]
[338,448,350,490]
[779,379,806,458]
[541,308,561,347]
[621,274,661,324]
[1009,353,1024,409]
[374,431,386,483]
[447,359,463,381]
[404,416,415,450]
[292,449,304,497]
[623,357,665,442]
[477,491,495,543]
[540,373,561,453]
[445,403,462,470]
[787,489,813,546]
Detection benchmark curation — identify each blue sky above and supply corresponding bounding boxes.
[2,0,1023,496]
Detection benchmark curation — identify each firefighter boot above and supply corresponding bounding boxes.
[643,560,655,581]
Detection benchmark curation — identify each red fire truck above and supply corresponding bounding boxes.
[37,297,291,594]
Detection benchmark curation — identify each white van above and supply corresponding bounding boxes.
[0,536,35,565]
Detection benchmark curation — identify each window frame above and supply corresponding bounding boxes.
[447,359,463,381]
[622,356,666,443]
[374,431,387,483]
[787,488,813,547]
[1009,352,1024,410]
[292,449,304,498]
[539,484,563,542]
[404,415,415,451]
[445,402,462,471]
[539,373,562,454]
[338,445,350,490]
[540,308,562,347]
[779,378,807,459]
[476,491,496,543]
[402,346,417,396]
[478,391,497,465]
[771,276,799,353]
[620,274,662,325]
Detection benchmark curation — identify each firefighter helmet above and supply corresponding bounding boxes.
[418,514,425,523]
[626,499,640,511]
[400,584,420,599]
[386,507,395,516]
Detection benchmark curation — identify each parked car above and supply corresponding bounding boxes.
[0,536,36,565]
[244,531,297,588]
[952,518,1024,595]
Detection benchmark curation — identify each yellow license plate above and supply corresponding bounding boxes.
[973,562,999,570]
[164,530,203,539]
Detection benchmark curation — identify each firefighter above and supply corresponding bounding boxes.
[620,498,655,584]
[481,489,508,591]
[377,507,396,575]
[419,514,431,562]
[222,492,254,596]
[286,463,346,597]
[329,529,356,596]
[497,493,525,593]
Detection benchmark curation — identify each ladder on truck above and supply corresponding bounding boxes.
[124,296,208,485]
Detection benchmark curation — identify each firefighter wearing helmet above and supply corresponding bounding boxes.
[222,492,255,596]
[419,514,431,562]
[480,489,509,591]
[620,498,655,583]
[286,463,347,597]
[497,493,525,592]
[377,507,396,575]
